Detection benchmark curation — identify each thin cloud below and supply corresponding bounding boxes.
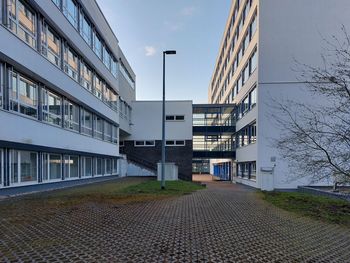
[164,20,184,32]
[144,46,157,56]
[180,6,195,16]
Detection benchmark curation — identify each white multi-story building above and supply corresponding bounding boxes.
[208,0,350,189]
[0,0,135,188]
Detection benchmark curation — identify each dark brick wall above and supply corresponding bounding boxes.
[121,140,193,181]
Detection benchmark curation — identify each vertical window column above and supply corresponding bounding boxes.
[8,0,37,49]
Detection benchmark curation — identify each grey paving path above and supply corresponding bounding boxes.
[0,181,349,262]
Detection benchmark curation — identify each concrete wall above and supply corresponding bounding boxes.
[0,110,118,157]
[257,0,350,189]
[122,140,193,181]
[128,101,193,140]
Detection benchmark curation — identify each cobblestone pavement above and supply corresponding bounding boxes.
[0,181,350,262]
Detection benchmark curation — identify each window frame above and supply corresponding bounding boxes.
[10,70,38,119]
[10,150,38,186]
[81,156,93,178]
[8,0,37,49]
[81,108,93,136]
[93,115,104,140]
[63,99,80,132]
[79,11,92,45]
[42,87,62,127]
[64,45,79,82]
[104,121,112,142]
[62,0,78,29]
[80,60,93,92]
[166,140,186,146]
[42,153,62,182]
[95,157,103,176]
[63,155,79,180]
[112,125,118,144]
[134,140,155,147]
[41,21,61,68]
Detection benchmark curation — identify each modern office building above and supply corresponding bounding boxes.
[208,0,350,189]
[0,0,135,188]
[121,101,193,180]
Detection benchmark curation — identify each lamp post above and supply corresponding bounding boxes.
[161,50,176,189]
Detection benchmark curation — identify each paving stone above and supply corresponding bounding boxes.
[0,181,349,262]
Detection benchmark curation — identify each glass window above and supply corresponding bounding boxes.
[104,121,112,142]
[243,64,249,84]
[63,99,79,132]
[243,127,249,146]
[244,33,249,51]
[64,155,79,179]
[112,159,118,174]
[242,96,249,114]
[166,140,175,146]
[176,115,185,121]
[10,150,37,184]
[105,159,112,175]
[250,162,257,180]
[94,115,104,140]
[110,90,118,111]
[8,0,36,48]
[42,88,62,126]
[103,46,111,70]
[120,62,135,89]
[52,0,60,7]
[80,12,92,45]
[175,140,185,146]
[250,13,257,39]
[243,163,249,178]
[81,157,92,177]
[112,125,118,144]
[250,122,257,143]
[63,0,78,28]
[93,74,103,100]
[41,23,61,67]
[93,31,102,59]
[111,60,118,78]
[81,108,92,136]
[64,45,79,82]
[10,70,38,118]
[80,61,93,92]
[104,85,112,105]
[43,153,62,181]
[250,87,257,108]
[250,48,257,74]
[95,158,103,176]
[237,75,242,94]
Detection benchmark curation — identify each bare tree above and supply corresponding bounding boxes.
[273,26,350,188]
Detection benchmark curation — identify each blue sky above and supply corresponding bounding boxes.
[96,0,231,103]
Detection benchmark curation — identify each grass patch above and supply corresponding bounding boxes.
[0,178,205,218]
[261,191,350,227]
[122,180,205,196]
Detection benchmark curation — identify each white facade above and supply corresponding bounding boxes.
[128,101,193,141]
[208,0,350,189]
[0,0,135,188]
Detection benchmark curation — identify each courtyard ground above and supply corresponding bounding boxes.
[0,177,349,262]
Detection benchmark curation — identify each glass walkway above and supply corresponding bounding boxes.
[192,104,236,180]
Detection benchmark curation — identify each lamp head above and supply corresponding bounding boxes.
[164,50,176,55]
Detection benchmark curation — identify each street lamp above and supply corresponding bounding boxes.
[161,50,176,190]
